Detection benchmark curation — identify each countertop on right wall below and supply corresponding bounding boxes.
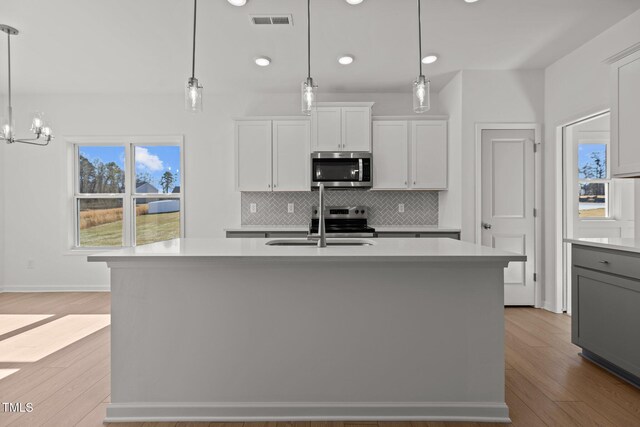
[565,237,640,254]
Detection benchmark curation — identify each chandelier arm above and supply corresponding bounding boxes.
[14,138,51,146]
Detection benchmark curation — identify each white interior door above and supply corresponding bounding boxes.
[481,129,536,306]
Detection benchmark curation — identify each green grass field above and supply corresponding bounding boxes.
[79,212,180,247]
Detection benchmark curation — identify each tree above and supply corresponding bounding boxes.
[136,171,155,188]
[159,171,174,193]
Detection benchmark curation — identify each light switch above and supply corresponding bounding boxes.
[398,204,405,213]
[250,203,257,213]
[288,203,295,213]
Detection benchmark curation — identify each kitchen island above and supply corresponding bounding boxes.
[89,237,525,423]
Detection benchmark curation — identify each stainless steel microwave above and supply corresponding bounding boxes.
[311,152,372,189]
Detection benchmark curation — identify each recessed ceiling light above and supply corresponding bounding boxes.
[422,55,438,64]
[338,55,355,65]
[228,0,247,6]
[464,0,479,3]
[255,56,271,67]
[346,0,364,4]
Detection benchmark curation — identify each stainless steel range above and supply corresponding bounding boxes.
[309,206,376,238]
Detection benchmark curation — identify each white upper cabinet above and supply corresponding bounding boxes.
[411,120,448,190]
[372,119,447,191]
[311,107,342,151]
[272,120,310,191]
[342,107,372,151]
[611,49,640,178]
[373,121,409,189]
[235,119,310,192]
[311,103,373,152]
[235,120,272,191]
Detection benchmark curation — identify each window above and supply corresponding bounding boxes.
[70,137,183,248]
[577,142,610,219]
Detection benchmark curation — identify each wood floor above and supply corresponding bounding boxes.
[0,293,638,427]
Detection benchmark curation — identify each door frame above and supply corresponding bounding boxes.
[475,123,542,308]
[555,107,610,313]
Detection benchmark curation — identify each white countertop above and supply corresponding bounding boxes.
[564,237,640,254]
[224,225,461,233]
[88,237,524,263]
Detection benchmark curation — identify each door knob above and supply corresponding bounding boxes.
[482,222,492,230]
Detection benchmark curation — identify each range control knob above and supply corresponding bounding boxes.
[355,210,359,214]
[361,209,365,214]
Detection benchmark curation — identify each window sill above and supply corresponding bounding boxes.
[64,247,126,256]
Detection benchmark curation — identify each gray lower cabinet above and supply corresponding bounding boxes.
[375,232,460,239]
[226,231,307,238]
[227,231,460,240]
[572,245,640,385]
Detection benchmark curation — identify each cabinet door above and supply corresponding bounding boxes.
[372,121,409,189]
[311,107,342,152]
[612,50,640,177]
[235,121,272,191]
[411,121,448,190]
[273,120,311,191]
[342,106,372,152]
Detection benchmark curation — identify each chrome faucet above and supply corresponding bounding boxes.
[308,183,327,247]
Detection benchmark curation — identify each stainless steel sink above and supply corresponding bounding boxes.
[266,239,375,247]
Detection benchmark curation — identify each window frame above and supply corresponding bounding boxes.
[575,138,613,221]
[66,135,184,251]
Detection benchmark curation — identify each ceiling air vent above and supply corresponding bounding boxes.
[250,14,293,26]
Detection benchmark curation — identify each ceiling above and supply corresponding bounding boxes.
[1,0,639,95]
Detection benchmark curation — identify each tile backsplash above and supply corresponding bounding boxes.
[241,191,438,226]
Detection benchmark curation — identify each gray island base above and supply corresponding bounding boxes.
[89,238,525,423]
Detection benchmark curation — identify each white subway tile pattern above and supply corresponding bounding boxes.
[241,191,438,226]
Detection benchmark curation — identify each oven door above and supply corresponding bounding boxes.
[311,152,372,189]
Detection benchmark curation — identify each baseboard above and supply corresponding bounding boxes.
[105,402,511,423]
[0,284,110,292]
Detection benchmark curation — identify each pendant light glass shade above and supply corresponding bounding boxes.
[1,115,13,141]
[301,77,317,116]
[185,77,203,112]
[413,75,430,113]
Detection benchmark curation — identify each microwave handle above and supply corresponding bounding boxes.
[359,159,363,182]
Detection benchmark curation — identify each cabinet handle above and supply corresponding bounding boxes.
[273,184,277,188]
[599,260,609,264]
[404,181,407,185]
[413,181,416,185]
[268,184,271,188]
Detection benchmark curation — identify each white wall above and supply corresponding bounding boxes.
[1,91,443,291]
[438,72,462,229]
[544,9,640,312]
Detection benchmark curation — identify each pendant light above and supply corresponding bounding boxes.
[413,0,430,113]
[301,0,317,115]
[0,24,53,146]
[185,0,203,112]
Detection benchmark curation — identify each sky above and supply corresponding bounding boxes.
[578,143,607,179]
[79,145,181,191]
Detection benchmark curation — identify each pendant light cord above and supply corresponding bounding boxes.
[191,0,197,79]
[307,0,311,79]
[417,0,423,77]
[7,32,12,134]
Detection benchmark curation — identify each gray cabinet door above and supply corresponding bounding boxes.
[572,266,640,378]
